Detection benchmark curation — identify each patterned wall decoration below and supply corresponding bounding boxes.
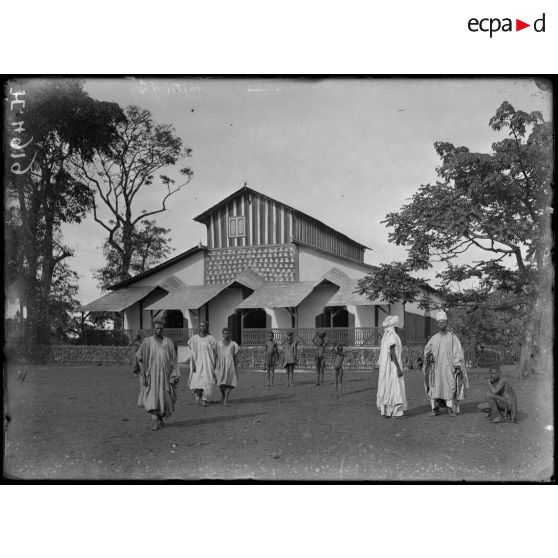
[205,245,297,284]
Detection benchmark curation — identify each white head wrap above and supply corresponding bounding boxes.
[382,315,399,328]
[436,310,448,321]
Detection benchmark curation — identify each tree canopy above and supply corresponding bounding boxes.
[357,102,553,376]
[6,79,125,351]
[74,105,193,289]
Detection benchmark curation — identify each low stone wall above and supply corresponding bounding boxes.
[236,345,424,371]
[7,343,424,370]
[50,345,134,366]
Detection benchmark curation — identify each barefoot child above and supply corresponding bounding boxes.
[485,367,518,423]
[281,331,300,386]
[215,327,239,406]
[263,331,279,386]
[333,343,346,397]
[312,332,329,386]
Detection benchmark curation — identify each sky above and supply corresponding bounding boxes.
[64,78,552,304]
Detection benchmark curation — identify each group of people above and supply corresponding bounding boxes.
[376,310,518,422]
[135,319,239,430]
[134,310,518,430]
[262,330,346,396]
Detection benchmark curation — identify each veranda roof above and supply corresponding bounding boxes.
[144,285,225,312]
[236,281,318,309]
[80,286,161,312]
[327,279,382,306]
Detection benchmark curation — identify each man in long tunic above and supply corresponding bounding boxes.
[377,315,407,418]
[423,310,469,417]
[188,321,217,407]
[137,319,180,431]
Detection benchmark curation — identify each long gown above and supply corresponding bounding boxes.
[377,327,407,417]
[188,334,218,399]
[215,340,239,387]
[136,336,180,418]
[423,331,469,410]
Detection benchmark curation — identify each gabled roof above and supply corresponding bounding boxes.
[232,267,264,290]
[327,279,383,306]
[193,186,370,250]
[236,281,319,309]
[144,285,225,312]
[108,246,206,290]
[80,285,165,312]
[157,274,187,292]
[144,269,264,312]
[320,267,352,286]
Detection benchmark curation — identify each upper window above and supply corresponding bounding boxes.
[228,216,245,238]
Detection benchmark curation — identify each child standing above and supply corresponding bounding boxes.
[281,331,300,386]
[263,331,279,387]
[312,332,329,386]
[215,327,239,407]
[333,343,346,397]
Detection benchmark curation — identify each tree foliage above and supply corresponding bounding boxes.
[74,105,192,287]
[357,102,553,376]
[5,79,125,352]
[93,220,174,290]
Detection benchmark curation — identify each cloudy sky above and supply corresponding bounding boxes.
[64,78,552,304]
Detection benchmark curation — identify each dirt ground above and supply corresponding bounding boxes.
[3,363,554,481]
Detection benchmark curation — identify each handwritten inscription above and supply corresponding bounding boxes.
[128,78,202,97]
[9,88,36,175]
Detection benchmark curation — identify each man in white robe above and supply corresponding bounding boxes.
[188,321,217,406]
[136,318,180,430]
[423,310,469,417]
[377,315,407,418]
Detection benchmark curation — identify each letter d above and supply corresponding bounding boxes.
[534,13,545,32]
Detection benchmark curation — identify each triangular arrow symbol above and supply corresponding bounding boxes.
[516,19,530,31]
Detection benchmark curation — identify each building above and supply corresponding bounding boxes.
[81,186,438,346]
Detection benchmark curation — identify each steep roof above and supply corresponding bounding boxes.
[144,285,225,312]
[108,246,206,290]
[144,269,264,312]
[236,281,319,309]
[193,186,369,250]
[80,285,165,312]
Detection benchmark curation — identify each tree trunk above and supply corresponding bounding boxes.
[515,323,535,378]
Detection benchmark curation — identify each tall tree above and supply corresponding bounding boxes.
[93,220,174,290]
[74,105,192,289]
[357,102,553,377]
[5,79,124,352]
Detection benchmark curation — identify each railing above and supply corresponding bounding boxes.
[241,327,386,347]
[83,328,195,346]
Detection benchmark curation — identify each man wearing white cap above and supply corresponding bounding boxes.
[377,315,407,418]
[423,310,468,417]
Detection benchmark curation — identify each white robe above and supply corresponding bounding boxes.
[423,331,468,404]
[188,334,218,399]
[136,336,180,417]
[377,327,407,417]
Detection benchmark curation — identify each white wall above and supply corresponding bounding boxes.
[207,287,244,336]
[124,303,140,329]
[132,250,205,287]
[298,245,372,281]
[352,305,375,327]
[297,284,339,327]
[266,307,292,328]
[392,301,405,327]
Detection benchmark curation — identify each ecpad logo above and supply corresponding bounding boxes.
[468,13,546,37]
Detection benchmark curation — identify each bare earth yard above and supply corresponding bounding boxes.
[4,363,554,481]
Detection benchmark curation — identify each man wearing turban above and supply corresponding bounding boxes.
[377,315,407,418]
[423,310,469,416]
